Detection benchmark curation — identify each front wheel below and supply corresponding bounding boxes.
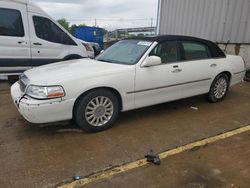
[73,89,120,132]
[208,73,230,103]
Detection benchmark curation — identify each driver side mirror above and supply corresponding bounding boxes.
[143,56,162,67]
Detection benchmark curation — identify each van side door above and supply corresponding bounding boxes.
[0,1,31,73]
[28,14,82,66]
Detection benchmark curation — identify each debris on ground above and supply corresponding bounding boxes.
[190,146,201,152]
[190,106,199,110]
[73,176,81,180]
[145,150,161,165]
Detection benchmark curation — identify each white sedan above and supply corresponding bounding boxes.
[11,35,246,132]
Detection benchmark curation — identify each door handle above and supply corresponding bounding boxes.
[18,41,27,45]
[33,42,42,46]
[210,63,217,67]
[172,69,182,73]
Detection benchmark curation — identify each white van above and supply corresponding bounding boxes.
[0,0,90,75]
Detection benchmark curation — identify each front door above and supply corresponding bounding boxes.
[28,14,76,66]
[134,40,185,109]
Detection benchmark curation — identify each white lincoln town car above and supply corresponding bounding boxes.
[11,35,246,132]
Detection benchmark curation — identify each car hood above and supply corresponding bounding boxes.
[24,58,132,85]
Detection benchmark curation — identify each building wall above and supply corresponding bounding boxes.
[157,0,250,69]
[218,44,250,69]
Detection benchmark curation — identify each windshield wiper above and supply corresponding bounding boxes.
[96,59,113,63]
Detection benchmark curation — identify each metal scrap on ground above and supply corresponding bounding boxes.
[190,106,199,110]
[145,150,161,165]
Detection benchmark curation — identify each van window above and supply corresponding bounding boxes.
[0,8,24,37]
[182,41,211,60]
[33,16,76,45]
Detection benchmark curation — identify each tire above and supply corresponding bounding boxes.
[93,47,99,56]
[64,55,82,61]
[73,89,120,132]
[208,73,230,103]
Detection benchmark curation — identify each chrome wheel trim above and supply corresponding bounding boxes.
[214,77,227,99]
[85,96,114,127]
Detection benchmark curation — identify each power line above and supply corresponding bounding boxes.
[67,18,156,22]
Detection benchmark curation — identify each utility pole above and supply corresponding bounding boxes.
[95,19,97,27]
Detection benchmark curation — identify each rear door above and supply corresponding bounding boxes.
[0,1,31,73]
[179,41,217,98]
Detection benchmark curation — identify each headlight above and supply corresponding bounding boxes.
[26,85,65,99]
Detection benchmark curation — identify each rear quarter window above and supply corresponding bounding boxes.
[0,8,24,37]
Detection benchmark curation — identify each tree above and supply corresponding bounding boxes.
[57,18,70,32]
[78,24,87,27]
[137,33,145,37]
[69,24,86,35]
[69,24,77,35]
[128,34,136,38]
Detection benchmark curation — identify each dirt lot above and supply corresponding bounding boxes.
[0,81,250,188]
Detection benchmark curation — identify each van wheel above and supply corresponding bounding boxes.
[64,55,82,61]
[73,89,119,132]
[208,73,229,103]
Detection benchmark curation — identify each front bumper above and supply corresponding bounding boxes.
[10,82,75,124]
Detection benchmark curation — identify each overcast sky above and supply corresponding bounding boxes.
[30,0,158,31]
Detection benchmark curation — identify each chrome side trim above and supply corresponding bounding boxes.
[127,78,211,94]
[233,70,246,75]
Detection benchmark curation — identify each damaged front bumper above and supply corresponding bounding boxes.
[10,82,75,124]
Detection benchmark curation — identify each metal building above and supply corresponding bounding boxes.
[157,0,250,69]
[157,0,250,43]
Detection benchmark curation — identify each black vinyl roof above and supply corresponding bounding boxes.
[128,35,226,58]
[129,35,210,43]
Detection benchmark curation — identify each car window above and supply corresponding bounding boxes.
[182,41,211,60]
[33,16,76,45]
[0,8,24,37]
[150,41,179,63]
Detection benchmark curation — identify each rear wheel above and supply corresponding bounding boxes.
[208,73,229,103]
[74,89,120,132]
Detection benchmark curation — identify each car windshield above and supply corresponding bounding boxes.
[96,40,153,65]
